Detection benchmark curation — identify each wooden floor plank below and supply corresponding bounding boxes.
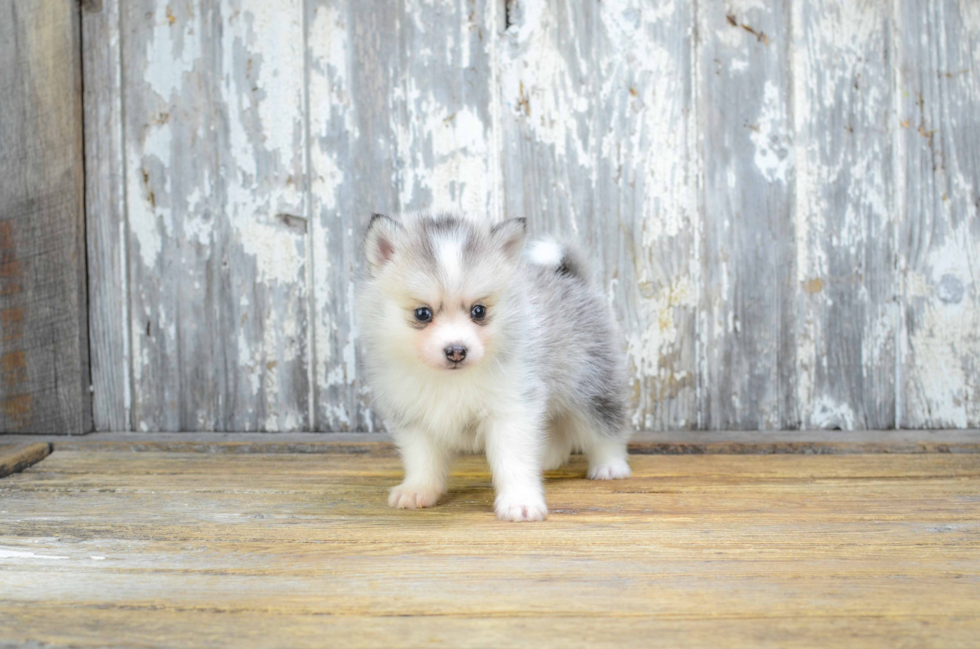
[0,443,51,479]
[1,607,977,649]
[0,451,978,648]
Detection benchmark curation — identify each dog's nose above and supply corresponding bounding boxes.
[444,345,467,363]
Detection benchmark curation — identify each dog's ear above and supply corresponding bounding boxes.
[364,213,402,275]
[491,217,527,263]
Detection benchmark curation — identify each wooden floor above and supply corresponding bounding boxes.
[1,446,979,648]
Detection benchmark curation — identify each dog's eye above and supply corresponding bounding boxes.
[413,307,432,323]
[471,304,487,321]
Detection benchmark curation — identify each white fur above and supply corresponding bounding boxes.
[526,238,563,268]
[436,235,464,289]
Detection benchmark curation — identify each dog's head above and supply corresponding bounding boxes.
[359,212,526,373]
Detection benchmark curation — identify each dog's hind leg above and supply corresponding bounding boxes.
[542,413,574,471]
[583,433,631,480]
[562,406,631,480]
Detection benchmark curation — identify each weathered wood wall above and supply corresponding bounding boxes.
[0,1,89,433]
[80,0,979,432]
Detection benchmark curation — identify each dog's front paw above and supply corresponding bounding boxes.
[494,494,548,522]
[388,483,443,509]
[587,459,632,480]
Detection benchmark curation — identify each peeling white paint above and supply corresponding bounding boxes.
[238,330,260,398]
[126,122,172,269]
[246,3,305,163]
[181,178,213,247]
[237,223,305,286]
[311,149,344,213]
[807,396,856,430]
[144,3,201,101]
[308,0,360,430]
[261,305,289,431]
[500,0,591,169]
[750,81,791,184]
[904,221,980,428]
[791,0,898,429]
[105,0,978,433]
[623,277,696,428]
[309,6,357,138]
[221,0,306,292]
[399,101,492,214]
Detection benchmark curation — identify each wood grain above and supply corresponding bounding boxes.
[791,0,897,429]
[120,0,215,431]
[897,0,980,428]
[75,0,980,432]
[1,449,978,647]
[82,0,130,431]
[698,0,796,430]
[306,0,395,432]
[120,0,310,431]
[0,609,977,649]
[0,0,90,433]
[0,443,51,478]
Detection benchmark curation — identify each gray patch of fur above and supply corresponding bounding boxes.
[519,257,628,437]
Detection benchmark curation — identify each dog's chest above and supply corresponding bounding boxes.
[425,388,486,437]
[393,378,491,449]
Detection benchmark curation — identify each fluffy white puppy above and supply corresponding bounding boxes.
[357,212,631,522]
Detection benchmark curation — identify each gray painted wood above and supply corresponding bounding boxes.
[595,0,698,430]
[120,0,213,431]
[897,0,980,428]
[307,0,497,430]
[76,0,980,432]
[499,0,698,430]
[83,0,130,431]
[791,0,897,429]
[120,0,310,431]
[698,0,796,429]
[0,1,90,433]
[307,0,398,431]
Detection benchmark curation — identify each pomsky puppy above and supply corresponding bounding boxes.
[357,211,631,522]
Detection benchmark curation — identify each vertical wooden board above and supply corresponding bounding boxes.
[122,0,218,431]
[897,0,980,428]
[698,0,796,430]
[216,0,310,431]
[0,1,89,433]
[499,0,697,430]
[122,0,309,431]
[83,0,130,431]
[307,0,400,431]
[498,1,596,244]
[391,0,498,217]
[593,0,697,430]
[308,0,497,431]
[790,0,897,429]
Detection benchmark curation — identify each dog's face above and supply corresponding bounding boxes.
[361,213,526,372]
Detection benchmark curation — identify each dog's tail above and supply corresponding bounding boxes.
[525,237,590,283]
